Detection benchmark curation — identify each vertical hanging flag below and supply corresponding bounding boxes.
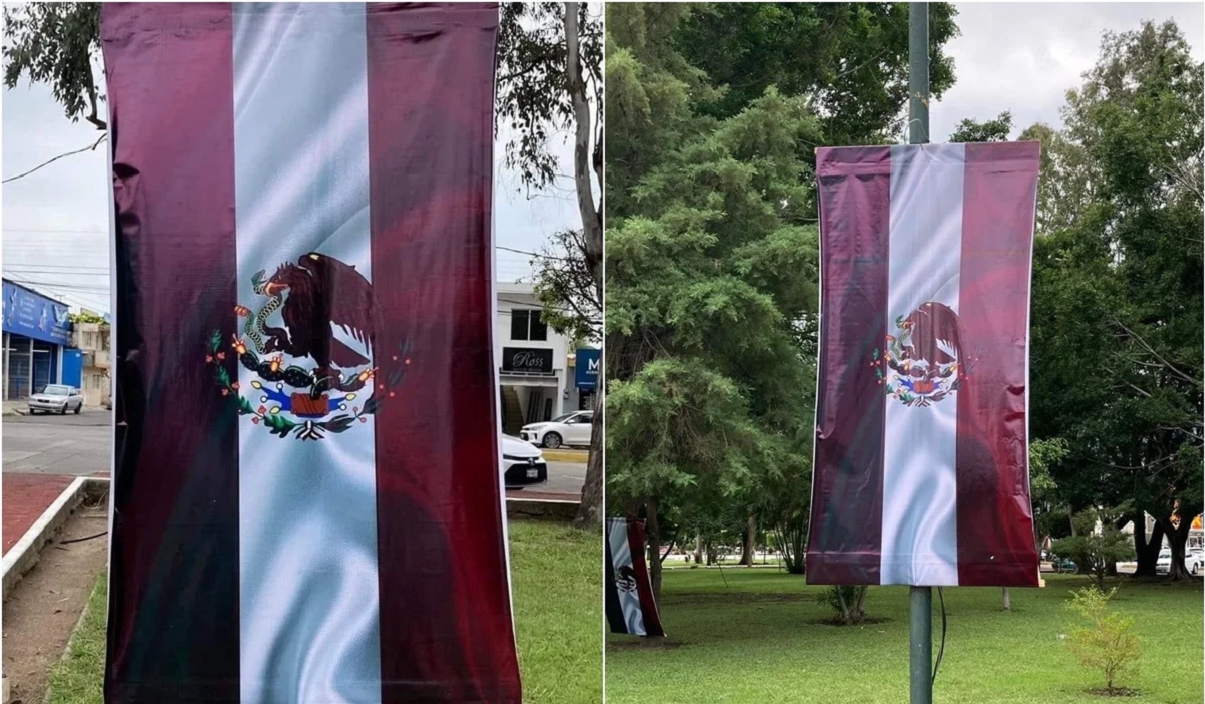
[806,142,1041,588]
[606,518,665,638]
[101,4,521,702]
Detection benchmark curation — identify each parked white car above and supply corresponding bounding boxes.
[1156,547,1204,576]
[501,434,548,489]
[519,410,594,449]
[28,384,84,415]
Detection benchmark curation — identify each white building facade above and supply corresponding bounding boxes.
[495,283,583,436]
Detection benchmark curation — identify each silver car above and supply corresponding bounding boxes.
[28,384,84,415]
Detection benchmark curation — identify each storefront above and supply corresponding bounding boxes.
[573,347,600,411]
[499,345,563,435]
[2,280,79,400]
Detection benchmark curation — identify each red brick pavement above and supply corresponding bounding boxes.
[2,473,74,556]
[0,475,565,556]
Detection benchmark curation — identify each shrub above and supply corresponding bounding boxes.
[819,585,869,625]
[1063,586,1142,695]
[1051,505,1136,589]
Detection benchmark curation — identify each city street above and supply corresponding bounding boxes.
[2,410,111,476]
[2,410,587,496]
[530,460,586,497]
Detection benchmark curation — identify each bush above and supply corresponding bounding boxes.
[818,585,869,625]
[1051,506,1135,589]
[1063,586,1142,695]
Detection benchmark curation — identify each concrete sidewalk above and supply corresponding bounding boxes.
[2,473,75,556]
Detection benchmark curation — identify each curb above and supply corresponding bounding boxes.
[506,496,580,521]
[540,449,589,463]
[2,477,110,599]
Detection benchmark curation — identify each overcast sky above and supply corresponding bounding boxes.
[2,3,1202,314]
[1,24,583,314]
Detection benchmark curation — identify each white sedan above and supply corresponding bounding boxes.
[28,384,84,415]
[1156,547,1204,576]
[501,434,548,489]
[519,410,594,449]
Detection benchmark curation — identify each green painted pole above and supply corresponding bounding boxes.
[908,2,930,145]
[910,586,933,703]
[908,4,932,704]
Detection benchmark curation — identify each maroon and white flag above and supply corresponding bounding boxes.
[806,142,1040,588]
[605,518,665,638]
[101,4,521,702]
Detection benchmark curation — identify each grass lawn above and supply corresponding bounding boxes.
[45,519,601,704]
[606,569,1203,704]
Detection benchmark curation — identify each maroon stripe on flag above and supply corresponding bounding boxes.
[366,4,521,703]
[806,146,891,585]
[100,4,240,701]
[626,520,666,638]
[956,141,1040,587]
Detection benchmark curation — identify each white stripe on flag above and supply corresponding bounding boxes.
[233,4,382,702]
[880,144,965,586]
[608,519,646,636]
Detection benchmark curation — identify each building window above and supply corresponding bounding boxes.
[509,309,548,342]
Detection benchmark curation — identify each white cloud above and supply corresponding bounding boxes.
[931,2,1203,140]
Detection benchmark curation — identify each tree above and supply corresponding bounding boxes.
[606,4,822,602]
[1064,586,1142,695]
[673,3,959,143]
[497,3,605,527]
[1052,506,1136,590]
[948,110,1012,143]
[1026,20,1203,581]
[3,2,104,130]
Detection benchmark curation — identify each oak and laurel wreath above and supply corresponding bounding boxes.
[207,330,410,440]
[872,346,972,408]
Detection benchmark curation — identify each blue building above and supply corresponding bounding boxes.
[2,279,81,400]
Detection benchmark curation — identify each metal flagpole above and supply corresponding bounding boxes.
[908,3,932,704]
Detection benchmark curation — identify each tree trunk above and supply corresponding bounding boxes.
[853,586,868,623]
[1001,588,1011,612]
[693,532,703,564]
[645,495,663,601]
[740,514,756,567]
[1133,511,1164,577]
[572,386,603,527]
[1160,511,1196,581]
[564,2,605,529]
[562,2,602,290]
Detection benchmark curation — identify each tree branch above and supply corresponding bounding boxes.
[1110,316,1202,389]
[2,132,107,183]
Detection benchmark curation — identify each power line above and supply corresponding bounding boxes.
[1,133,108,184]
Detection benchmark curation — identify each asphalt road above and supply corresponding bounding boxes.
[3,410,588,496]
[529,460,586,497]
[3,410,112,475]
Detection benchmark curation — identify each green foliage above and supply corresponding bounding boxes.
[1030,438,1070,543]
[1052,506,1136,590]
[2,2,104,129]
[1026,20,1203,557]
[497,3,602,191]
[673,3,959,143]
[1063,586,1143,694]
[948,110,1012,142]
[68,310,107,325]
[605,77,822,540]
[818,585,870,625]
[532,227,601,342]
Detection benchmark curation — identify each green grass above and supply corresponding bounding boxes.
[46,574,107,704]
[606,570,1203,704]
[45,520,601,704]
[510,520,603,704]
